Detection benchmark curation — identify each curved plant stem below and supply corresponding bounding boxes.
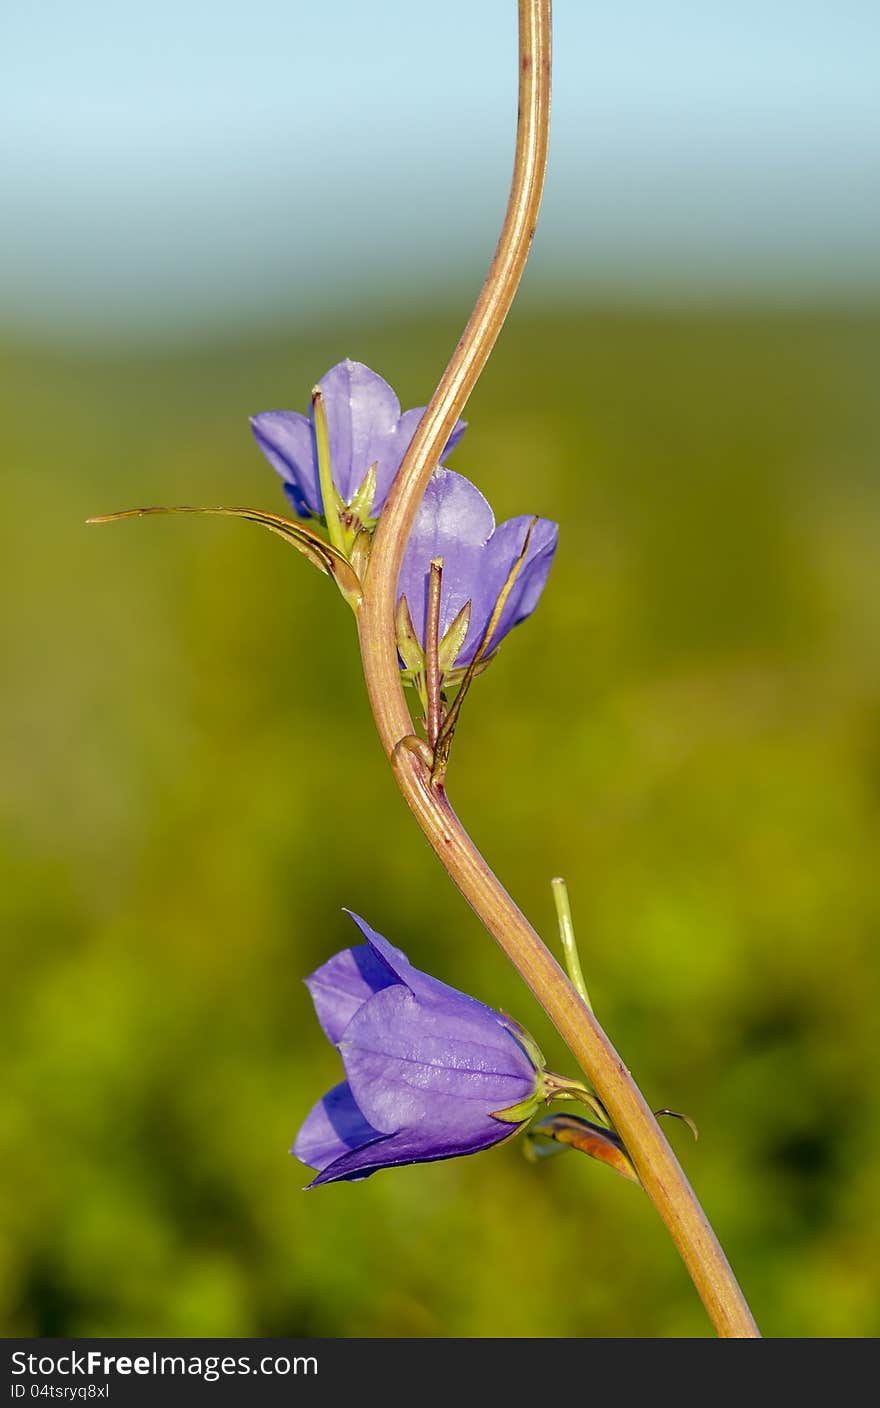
[358,0,759,1339]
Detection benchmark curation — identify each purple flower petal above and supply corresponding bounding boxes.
[394,409,467,461]
[303,910,478,1048]
[460,514,560,663]
[252,361,466,521]
[397,468,495,643]
[339,983,537,1138]
[294,916,544,1187]
[304,939,400,1044]
[250,410,319,516]
[292,1081,388,1178]
[307,1112,514,1186]
[384,410,468,516]
[396,469,558,667]
[316,360,402,506]
[343,910,497,1015]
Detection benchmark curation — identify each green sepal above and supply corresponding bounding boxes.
[395,595,425,674]
[437,600,471,675]
[86,504,363,609]
[311,387,350,558]
[542,1072,610,1126]
[491,1079,546,1126]
[347,463,378,532]
[349,528,371,584]
[441,654,494,692]
[500,1015,546,1073]
[492,1022,547,1125]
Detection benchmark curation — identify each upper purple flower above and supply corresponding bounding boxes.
[397,467,559,667]
[293,912,545,1186]
[251,359,466,522]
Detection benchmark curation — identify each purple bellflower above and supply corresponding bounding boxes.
[293,912,547,1186]
[251,359,466,530]
[397,467,558,672]
[252,360,557,694]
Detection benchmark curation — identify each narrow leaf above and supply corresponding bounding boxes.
[655,1108,699,1142]
[87,504,362,605]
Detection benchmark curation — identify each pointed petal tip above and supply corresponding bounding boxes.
[290,1147,320,1190]
[341,908,377,941]
[339,912,413,980]
[289,1145,320,1191]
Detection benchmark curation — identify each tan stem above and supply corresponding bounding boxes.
[425,559,443,749]
[358,0,759,1339]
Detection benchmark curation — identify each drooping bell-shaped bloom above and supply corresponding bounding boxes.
[293,912,546,1186]
[251,359,466,523]
[397,467,558,668]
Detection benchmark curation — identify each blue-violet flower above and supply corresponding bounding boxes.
[397,467,558,667]
[251,358,466,525]
[293,912,546,1185]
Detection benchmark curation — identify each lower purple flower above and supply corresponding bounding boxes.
[292,912,547,1186]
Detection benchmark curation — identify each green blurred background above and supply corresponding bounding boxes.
[3,1,880,1340]
[3,308,879,1338]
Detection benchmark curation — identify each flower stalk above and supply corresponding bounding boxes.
[425,558,444,750]
[356,0,760,1339]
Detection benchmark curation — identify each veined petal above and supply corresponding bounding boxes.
[343,910,490,1013]
[459,515,559,664]
[304,940,400,1044]
[295,914,546,1189]
[342,910,410,972]
[250,411,320,516]
[397,468,495,645]
[392,409,467,462]
[374,410,468,514]
[292,1081,388,1176]
[316,360,401,505]
[307,1112,513,1186]
[254,362,468,523]
[339,983,537,1139]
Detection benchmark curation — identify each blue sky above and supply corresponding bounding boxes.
[4,0,879,338]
